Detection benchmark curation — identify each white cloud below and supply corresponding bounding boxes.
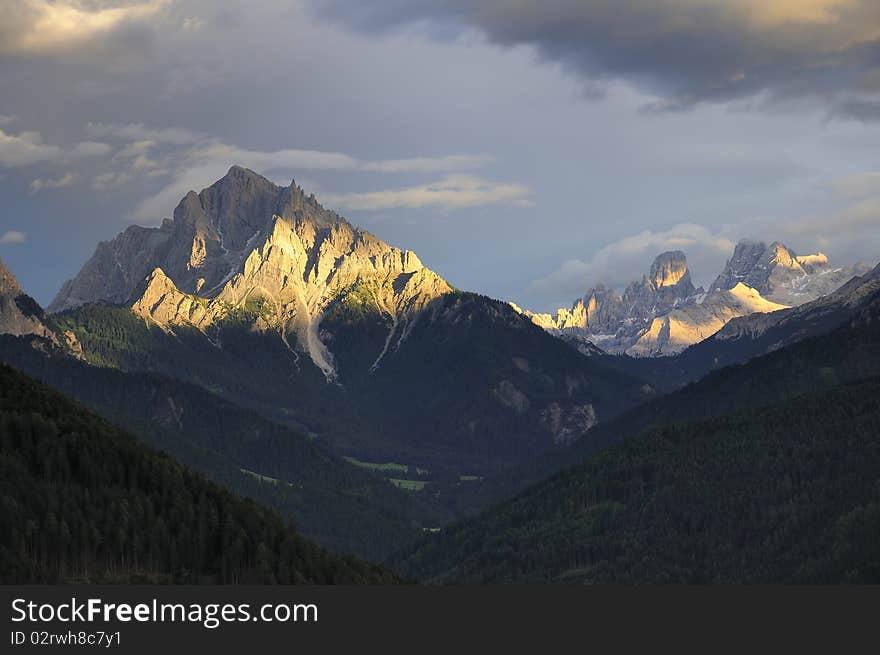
[527,223,736,310]
[321,175,533,211]
[86,122,201,145]
[114,140,158,159]
[92,171,131,191]
[0,0,170,57]
[0,129,62,167]
[0,129,111,171]
[181,16,204,32]
[0,230,26,245]
[0,115,17,125]
[70,141,112,158]
[360,155,496,173]
[29,172,76,194]
[776,197,880,238]
[114,123,507,221]
[193,141,361,172]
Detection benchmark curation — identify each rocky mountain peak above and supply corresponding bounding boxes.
[711,239,766,292]
[709,238,863,305]
[523,235,863,357]
[130,267,178,303]
[764,241,800,269]
[0,257,22,296]
[0,257,60,344]
[54,166,454,380]
[49,167,352,313]
[649,250,690,289]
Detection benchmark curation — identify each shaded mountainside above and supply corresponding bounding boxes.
[0,364,397,584]
[0,258,58,344]
[50,294,651,477]
[393,377,880,583]
[0,334,452,562]
[448,276,880,515]
[322,292,651,469]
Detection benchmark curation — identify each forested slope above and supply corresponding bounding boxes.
[394,377,880,583]
[0,364,397,584]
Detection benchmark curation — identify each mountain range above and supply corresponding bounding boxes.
[41,167,651,478]
[519,242,867,356]
[2,164,878,584]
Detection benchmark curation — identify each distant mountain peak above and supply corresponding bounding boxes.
[763,241,801,270]
[649,250,690,289]
[710,238,864,305]
[519,247,702,353]
[524,237,864,356]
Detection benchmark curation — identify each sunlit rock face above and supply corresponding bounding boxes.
[51,166,453,380]
[627,283,788,356]
[517,251,705,355]
[0,259,20,297]
[521,240,866,357]
[711,239,868,306]
[522,251,698,340]
[650,250,691,289]
[0,258,57,342]
[714,261,880,344]
[49,166,339,311]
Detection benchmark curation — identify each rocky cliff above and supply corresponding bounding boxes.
[0,258,58,343]
[519,251,706,355]
[711,240,867,306]
[51,166,452,380]
[524,240,864,357]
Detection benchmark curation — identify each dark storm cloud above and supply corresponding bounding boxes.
[312,0,880,117]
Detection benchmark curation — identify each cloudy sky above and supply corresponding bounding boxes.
[2,0,880,311]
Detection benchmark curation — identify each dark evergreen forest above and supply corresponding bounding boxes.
[0,364,397,584]
[393,377,880,583]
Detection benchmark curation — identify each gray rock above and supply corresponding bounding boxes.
[49,166,349,312]
[0,258,57,342]
[50,166,453,381]
[524,239,866,357]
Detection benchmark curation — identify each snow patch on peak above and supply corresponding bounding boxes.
[727,282,789,313]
